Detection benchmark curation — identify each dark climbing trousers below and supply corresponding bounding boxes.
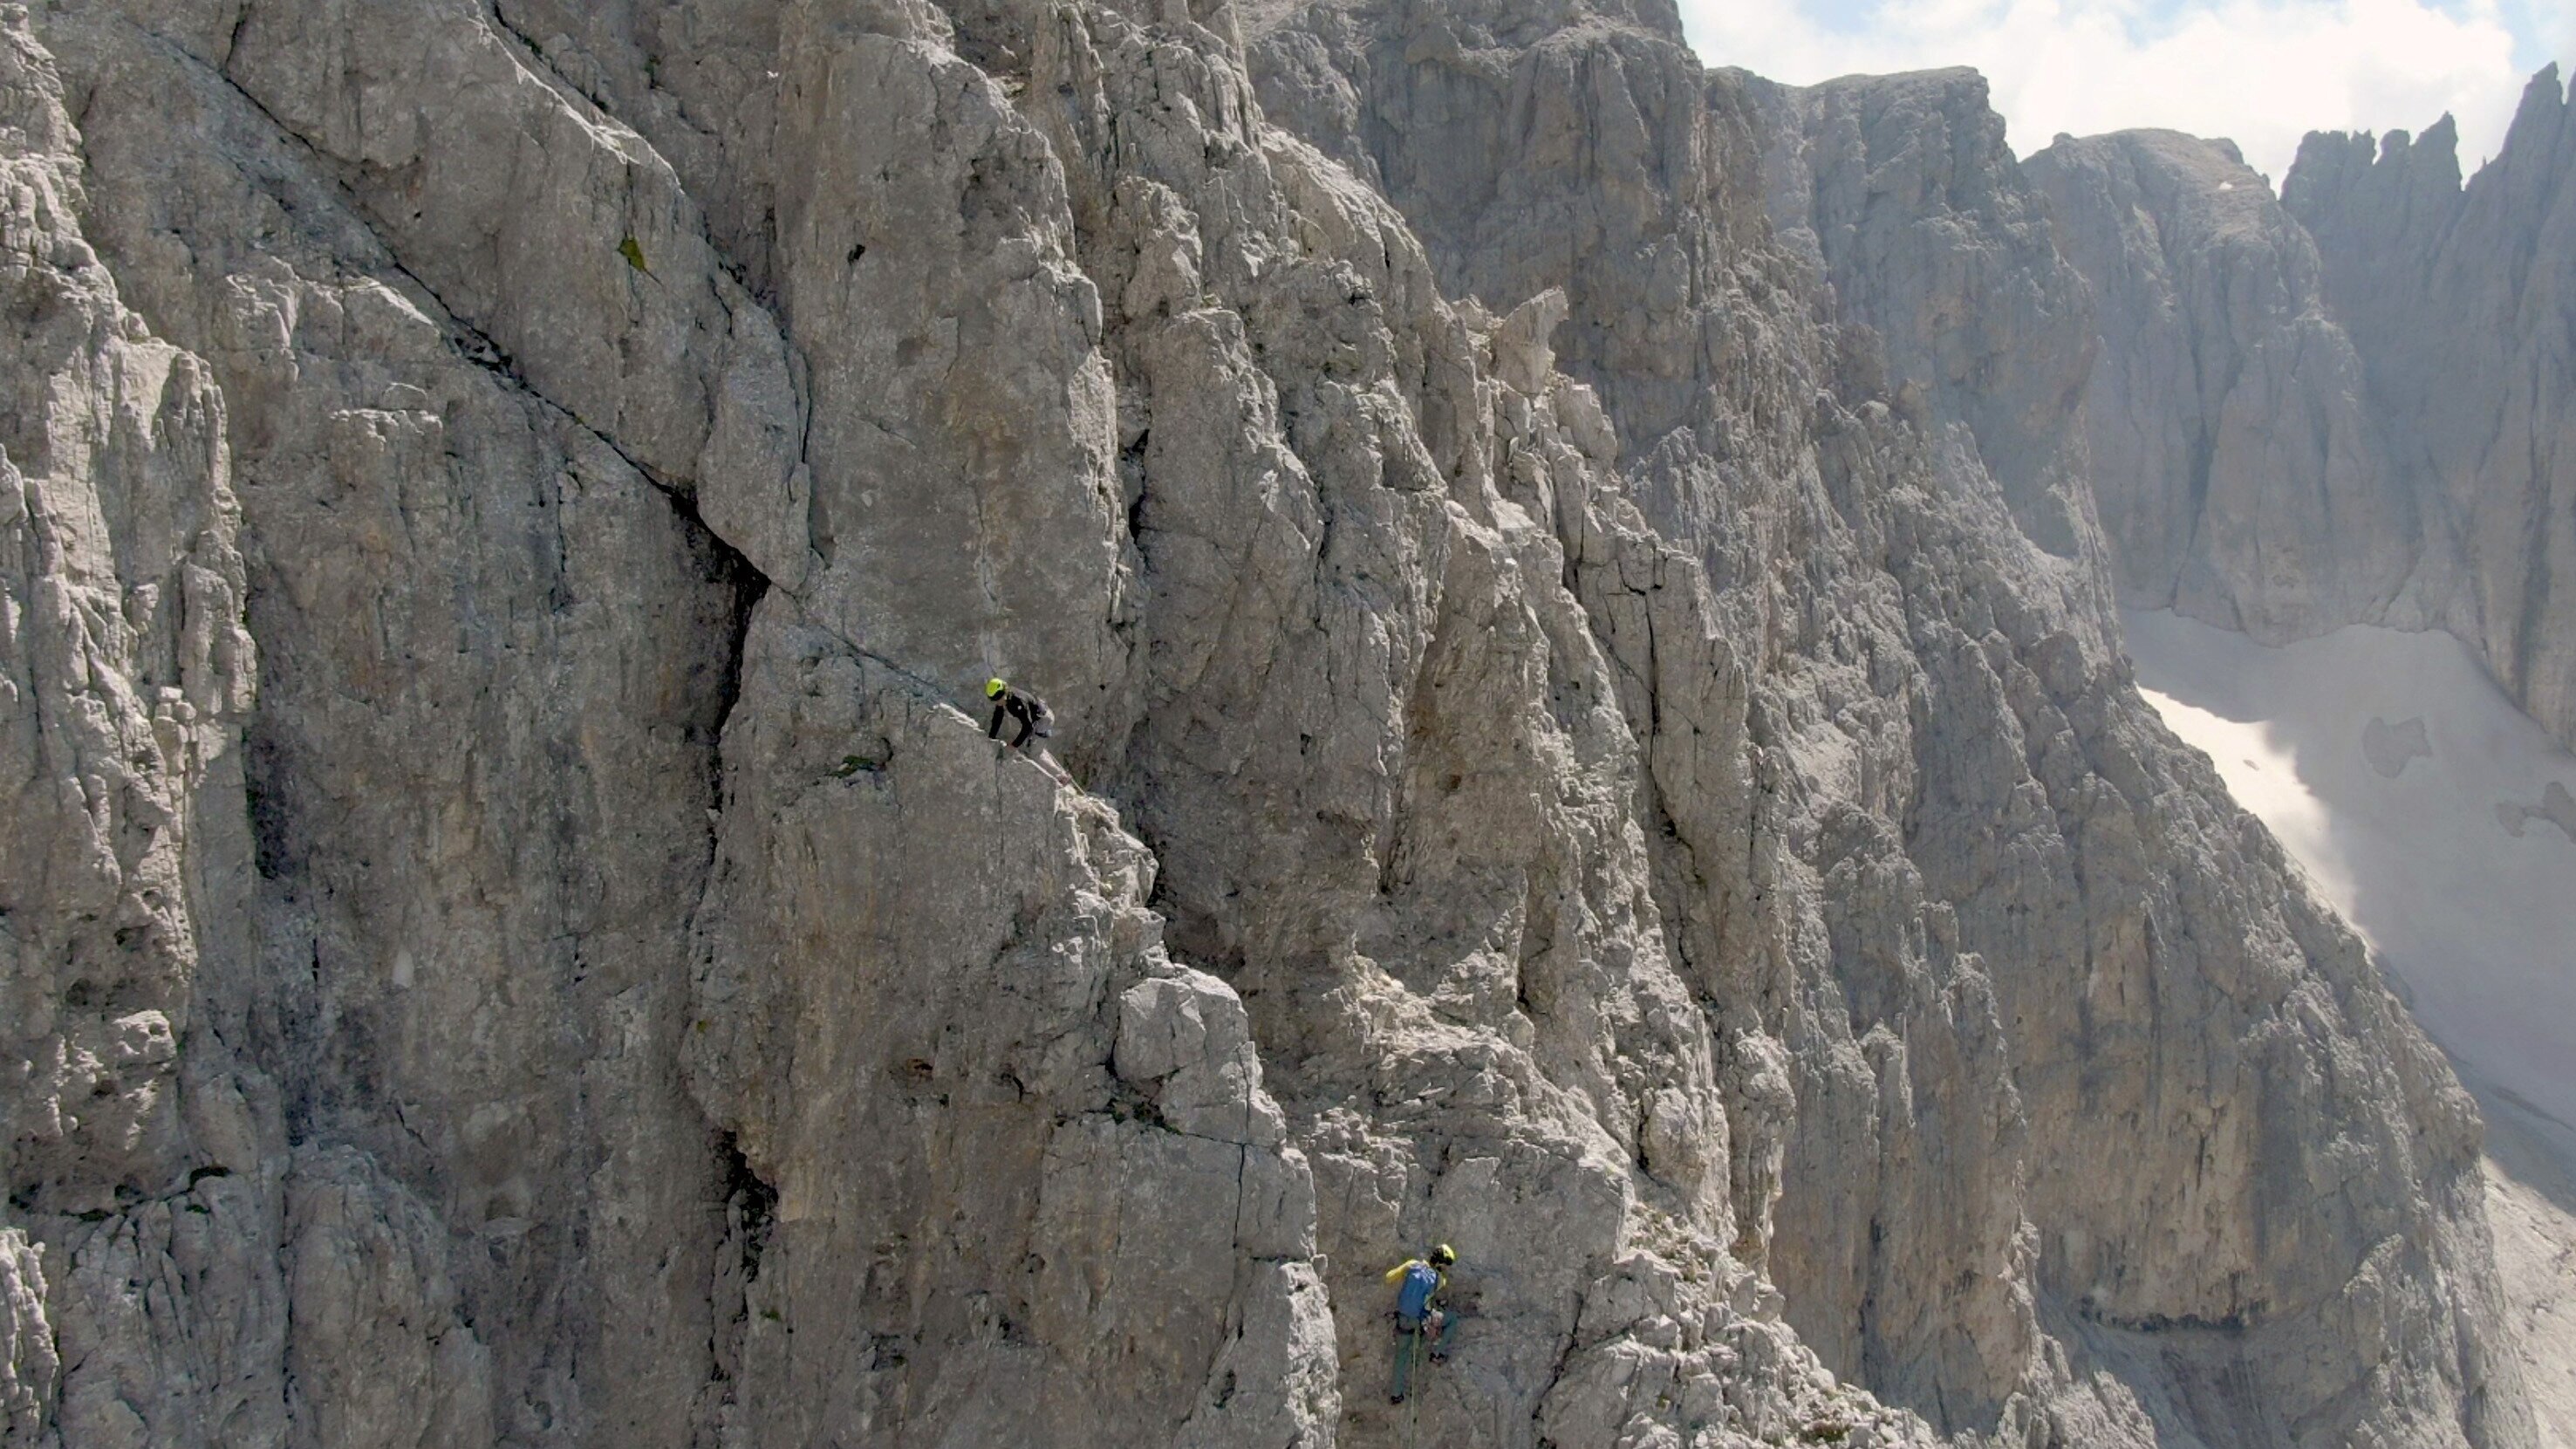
[987,689,1050,749]
[1390,1310,1455,1403]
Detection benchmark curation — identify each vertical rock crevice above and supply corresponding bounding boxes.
[0,1,2545,1447]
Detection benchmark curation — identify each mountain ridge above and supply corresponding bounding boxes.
[0,1,2552,1446]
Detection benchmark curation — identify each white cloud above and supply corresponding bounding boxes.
[2547,0,2576,67]
[1677,0,2538,181]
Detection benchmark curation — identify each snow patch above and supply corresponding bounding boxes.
[2123,610,2576,1139]
[2126,611,2576,1445]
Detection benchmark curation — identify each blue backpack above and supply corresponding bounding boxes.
[1397,1261,1440,1323]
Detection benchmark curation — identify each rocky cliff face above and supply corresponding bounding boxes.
[2042,69,2576,755]
[2285,67,2576,748]
[2026,129,2420,641]
[0,1,2533,1447]
[1736,67,2105,573]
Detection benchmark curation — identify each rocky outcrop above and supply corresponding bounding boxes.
[0,0,2537,1447]
[1248,7,2523,1445]
[686,629,1337,1447]
[2044,70,2576,755]
[1739,67,2105,570]
[2283,67,2576,747]
[0,16,273,1441]
[2026,129,2421,639]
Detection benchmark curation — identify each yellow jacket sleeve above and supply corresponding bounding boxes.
[1384,1260,1418,1285]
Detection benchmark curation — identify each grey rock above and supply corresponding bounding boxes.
[282,1147,494,1449]
[2047,71,2576,762]
[2027,128,2420,639]
[0,0,2538,1446]
[2284,68,2576,748]
[1742,67,2107,569]
[0,1229,50,1446]
[2364,715,2434,778]
[2494,779,2576,843]
[1249,7,2527,1444]
[24,2,755,1441]
[683,611,1335,1446]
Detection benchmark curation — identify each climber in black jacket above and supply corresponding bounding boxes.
[985,677,1053,752]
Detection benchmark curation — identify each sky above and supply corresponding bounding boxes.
[1677,0,2574,181]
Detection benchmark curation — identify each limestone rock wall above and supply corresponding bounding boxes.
[1739,67,2106,571]
[2026,129,2421,640]
[2039,70,2576,755]
[1246,6,2523,1446]
[686,621,1336,1448]
[2284,67,2576,747]
[0,1,2537,1447]
[0,15,277,1442]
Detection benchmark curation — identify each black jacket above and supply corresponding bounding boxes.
[987,687,1051,746]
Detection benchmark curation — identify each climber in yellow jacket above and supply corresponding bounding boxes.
[1384,1243,1457,1404]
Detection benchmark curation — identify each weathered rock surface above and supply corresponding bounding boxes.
[2478,1096,2576,1449]
[2282,68,2576,749]
[2027,129,2421,639]
[1740,67,2106,571]
[1248,6,2521,1445]
[687,619,1336,1447]
[0,0,2538,1447]
[2042,71,2576,759]
[2039,124,2576,1437]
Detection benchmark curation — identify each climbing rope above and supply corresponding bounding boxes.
[1402,1323,1423,1449]
[848,642,959,705]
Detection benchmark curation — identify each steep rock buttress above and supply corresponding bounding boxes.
[0,1,2538,1447]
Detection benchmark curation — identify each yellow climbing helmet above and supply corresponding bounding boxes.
[986,677,1008,698]
[1430,1243,1456,1266]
